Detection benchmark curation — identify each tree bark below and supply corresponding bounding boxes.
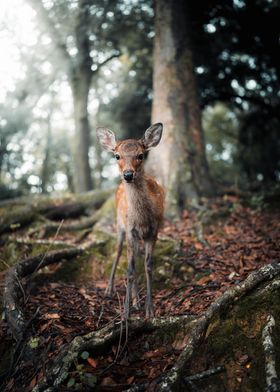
[148,0,213,215]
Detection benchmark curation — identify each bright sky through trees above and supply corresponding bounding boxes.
[0,0,37,101]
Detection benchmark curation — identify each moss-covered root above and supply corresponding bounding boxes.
[32,316,191,392]
[262,315,280,392]
[0,189,112,236]
[4,248,84,341]
[157,262,280,391]
[0,206,36,236]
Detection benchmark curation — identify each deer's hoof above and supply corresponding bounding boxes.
[145,306,154,319]
[132,303,140,311]
[104,286,114,297]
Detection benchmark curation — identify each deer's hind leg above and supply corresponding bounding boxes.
[144,239,156,318]
[125,231,140,318]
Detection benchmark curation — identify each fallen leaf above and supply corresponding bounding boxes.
[44,313,60,319]
[127,376,134,384]
[87,357,98,368]
[29,377,37,388]
[101,376,115,386]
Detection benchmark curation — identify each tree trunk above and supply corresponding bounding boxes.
[41,111,52,193]
[0,136,7,183]
[148,0,213,215]
[71,71,93,193]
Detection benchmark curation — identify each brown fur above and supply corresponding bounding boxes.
[96,123,164,318]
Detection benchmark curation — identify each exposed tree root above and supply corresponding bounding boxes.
[183,365,225,392]
[32,316,191,392]
[39,214,99,236]
[184,365,225,382]
[34,195,115,237]
[0,189,111,236]
[157,262,280,391]
[42,202,89,221]
[262,315,280,392]
[0,206,36,236]
[0,189,112,209]
[3,248,84,341]
[9,262,276,391]
[9,237,78,248]
[2,198,279,392]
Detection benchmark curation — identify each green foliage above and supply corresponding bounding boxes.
[67,378,76,388]
[94,1,153,140]
[248,194,268,211]
[66,355,97,390]
[203,102,240,185]
[28,337,40,349]
[80,351,89,360]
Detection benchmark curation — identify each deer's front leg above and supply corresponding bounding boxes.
[144,240,155,318]
[105,230,125,296]
[125,232,139,318]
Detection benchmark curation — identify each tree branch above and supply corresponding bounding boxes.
[94,51,122,74]
[27,0,72,72]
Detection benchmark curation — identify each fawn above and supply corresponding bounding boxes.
[96,123,164,318]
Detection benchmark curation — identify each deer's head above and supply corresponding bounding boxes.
[96,123,163,183]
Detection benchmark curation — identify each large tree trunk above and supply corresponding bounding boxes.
[148,0,213,215]
[71,71,93,193]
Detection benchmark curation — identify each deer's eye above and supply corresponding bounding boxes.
[137,153,144,160]
[115,154,120,160]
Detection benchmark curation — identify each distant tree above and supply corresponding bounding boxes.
[203,103,240,186]
[27,0,153,193]
[26,0,121,192]
[148,0,213,214]
[0,103,29,184]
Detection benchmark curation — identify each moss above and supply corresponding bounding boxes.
[45,255,88,283]
[0,242,25,271]
[0,205,36,235]
[92,219,181,284]
[187,282,280,392]
[154,236,181,259]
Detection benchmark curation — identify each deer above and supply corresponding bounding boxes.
[96,123,164,318]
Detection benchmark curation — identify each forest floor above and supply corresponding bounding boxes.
[0,194,279,391]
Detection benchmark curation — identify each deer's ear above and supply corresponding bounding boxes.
[96,127,117,152]
[142,123,163,150]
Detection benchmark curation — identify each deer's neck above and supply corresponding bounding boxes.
[124,176,147,208]
[124,178,147,199]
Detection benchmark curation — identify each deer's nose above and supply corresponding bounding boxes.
[123,170,134,182]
